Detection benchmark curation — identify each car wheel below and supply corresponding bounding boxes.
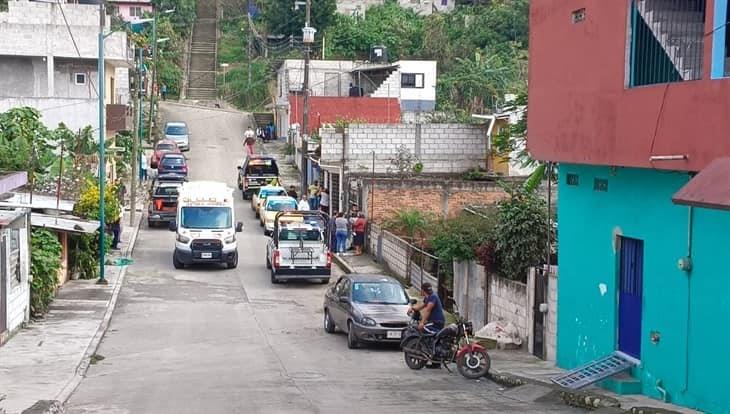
[255,211,260,219]
[324,309,336,333]
[172,252,184,269]
[226,252,238,269]
[320,278,330,284]
[147,220,154,228]
[266,256,272,269]
[270,269,279,284]
[347,321,360,349]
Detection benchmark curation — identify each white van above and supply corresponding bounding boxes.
[169,181,243,269]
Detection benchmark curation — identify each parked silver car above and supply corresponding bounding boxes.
[323,274,412,349]
[164,121,189,151]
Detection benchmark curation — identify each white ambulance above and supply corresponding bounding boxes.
[169,181,243,269]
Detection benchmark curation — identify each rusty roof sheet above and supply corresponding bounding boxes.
[672,157,730,211]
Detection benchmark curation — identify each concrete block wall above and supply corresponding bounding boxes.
[547,268,558,361]
[488,275,528,342]
[319,123,487,174]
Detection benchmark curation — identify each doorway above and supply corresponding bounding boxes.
[618,236,644,359]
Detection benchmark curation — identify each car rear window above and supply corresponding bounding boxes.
[157,143,175,151]
[165,126,187,135]
[261,189,286,197]
[246,159,278,175]
[154,186,180,196]
[279,228,321,241]
[266,200,296,212]
[162,156,185,165]
[352,282,408,305]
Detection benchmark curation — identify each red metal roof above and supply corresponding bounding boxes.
[672,157,730,211]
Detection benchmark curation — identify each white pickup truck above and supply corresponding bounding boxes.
[266,211,331,284]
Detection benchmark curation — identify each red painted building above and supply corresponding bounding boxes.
[288,95,401,135]
[527,0,730,173]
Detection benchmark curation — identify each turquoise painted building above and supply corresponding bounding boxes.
[557,164,730,413]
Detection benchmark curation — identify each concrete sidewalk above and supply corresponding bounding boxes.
[332,251,700,414]
[0,209,142,414]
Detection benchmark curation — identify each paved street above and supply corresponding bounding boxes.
[65,102,581,414]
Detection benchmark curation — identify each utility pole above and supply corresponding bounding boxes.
[97,2,108,285]
[147,9,158,144]
[129,47,141,226]
[300,0,312,196]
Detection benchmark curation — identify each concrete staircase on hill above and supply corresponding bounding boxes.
[253,112,275,129]
[186,0,218,100]
[635,0,705,81]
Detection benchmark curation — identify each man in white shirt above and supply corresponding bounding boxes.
[298,195,311,211]
[244,127,255,155]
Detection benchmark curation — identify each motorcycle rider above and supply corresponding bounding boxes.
[408,282,446,334]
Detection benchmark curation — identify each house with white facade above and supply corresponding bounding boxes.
[0,172,30,346]
[274,59,437,137]
[0,0,133,133]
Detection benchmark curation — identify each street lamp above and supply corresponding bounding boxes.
[300,12,316,196]
[220,63,229,97]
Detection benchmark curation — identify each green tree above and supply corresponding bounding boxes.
[262,0,337,38]
[30,228,62,315]
[0,107,55,194]
[384,209,433,241]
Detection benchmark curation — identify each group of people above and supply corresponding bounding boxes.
[329,209,367,255]
[257,122,276,142]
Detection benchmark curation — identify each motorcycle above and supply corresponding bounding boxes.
[400,300,490,379]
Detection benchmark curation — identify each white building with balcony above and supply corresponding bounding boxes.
[0,0,133,132]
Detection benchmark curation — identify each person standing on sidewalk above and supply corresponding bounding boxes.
[161,84,168,101]
[287,185,298,199]
[139,152,148,182]
[243,127,256,156]
[111,215,122,250]
[308,181,320,209]
[319,187,329,214]
[334,212,349,254]
[353,213,367,256]
[298,195,311,211]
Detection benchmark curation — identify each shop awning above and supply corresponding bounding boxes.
[672,157,730,211]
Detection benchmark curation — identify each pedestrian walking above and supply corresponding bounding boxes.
[298,195,311,211]
[308,180,320,209]
[111,216,122,250]
[161,84,168,101]
[139,152,148,182]
[334,212,349,254]
[319,187,329,214]
[353,213,367,256]
[244,127,256,156]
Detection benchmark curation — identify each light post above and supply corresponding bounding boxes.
[220,63,229,98]
[300,7,316,196]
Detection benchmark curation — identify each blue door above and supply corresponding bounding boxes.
[618,237,644,359]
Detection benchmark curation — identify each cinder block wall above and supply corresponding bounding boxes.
[320,123,487,174]
[488,275,528,341]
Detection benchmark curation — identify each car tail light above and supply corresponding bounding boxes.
[154,199,163,210]
[181,165,188,172]
[273,250,280,268]
[326,251,332,268]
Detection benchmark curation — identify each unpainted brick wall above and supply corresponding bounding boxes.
[364,179,506,223]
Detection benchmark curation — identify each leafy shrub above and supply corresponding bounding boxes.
[74,178,122,225]
[493,186,551,282]
[69,233,105,280]
[383,209,434,241]
[30,228,62,315]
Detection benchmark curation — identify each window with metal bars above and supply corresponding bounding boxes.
[628,0,706,87]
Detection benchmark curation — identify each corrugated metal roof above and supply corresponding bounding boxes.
[31,213,99,234]
[0,209,26,226]
[0,193,75,212]
[672,157,730,211]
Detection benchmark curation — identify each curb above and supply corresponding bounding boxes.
[331,254,355,274]
[54,212,144,406]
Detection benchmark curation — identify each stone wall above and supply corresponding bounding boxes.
[359,177,506,223]
[320,123,487,174]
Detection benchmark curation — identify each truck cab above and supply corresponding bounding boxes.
[147,178,184,227]
[266,211,331,284]
[169,181,243,269]
[236,156,280,199]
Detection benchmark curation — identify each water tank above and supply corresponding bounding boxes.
[370,45,388,64]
